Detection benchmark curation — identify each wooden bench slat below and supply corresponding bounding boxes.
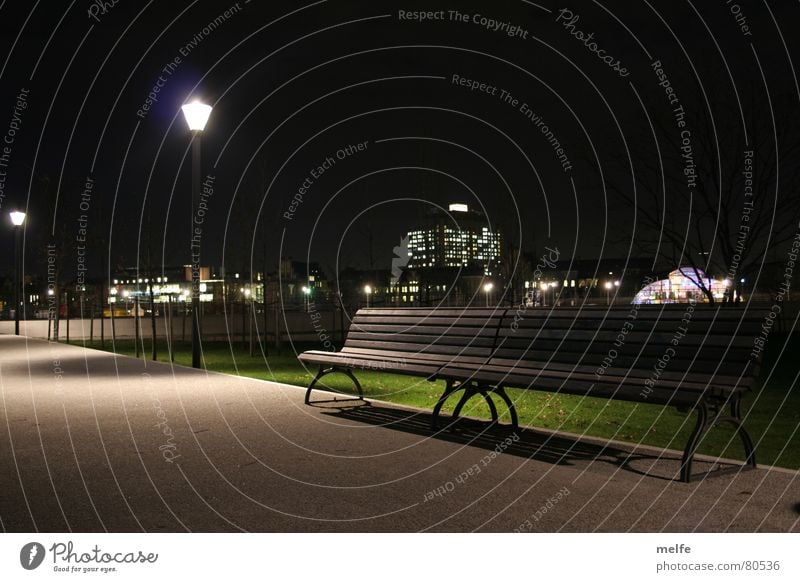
[350,324,500,336]
[485,356,752,386]
[357,308,506,316]
[346,332,496,347]
[499,321,762,335]
[498,307,764,319]
[351,315,506,326]
[299,353,441,377]
[435,365,743,404]
[343,339,493,357]
[340,347,490,365]
[494,328,754,347]
[445,361,736,392]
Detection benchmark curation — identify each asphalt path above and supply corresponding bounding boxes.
[1,335,797,532]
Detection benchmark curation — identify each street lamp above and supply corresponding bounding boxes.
[483,282,494,307]
[364,285,372,308]
[181,100,212,369]
[604,281,613,305]
[9,211,26,335]
[301,285,311,312]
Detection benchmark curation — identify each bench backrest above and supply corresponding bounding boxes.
[497,305,763,386]
[344,308,506,360]
[343,305,764,386]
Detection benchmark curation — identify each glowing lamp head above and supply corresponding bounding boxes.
[9,211,26,226]
[302,286,310,295]
[483,282,494,293]
[364,285,372,295]
[181,101,212,131]
[604,282,613,289]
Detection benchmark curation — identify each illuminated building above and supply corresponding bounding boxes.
[406,203,502,276]
[633,268,732,304]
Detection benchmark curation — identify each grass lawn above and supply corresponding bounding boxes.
[79,333,800,470]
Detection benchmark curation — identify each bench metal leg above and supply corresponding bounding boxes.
[680,394,757,483]
[304,365,364,405]
[431,380,460,429]
[452,385,498,423]
[431,381,518,430]
[493,386,519,430]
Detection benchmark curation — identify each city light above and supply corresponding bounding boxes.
[9,211,26,226]
[181,101,212,131]
[364,285,372,308]
[483,282,494,306]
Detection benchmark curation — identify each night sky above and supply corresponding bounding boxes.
[1,0,798,286]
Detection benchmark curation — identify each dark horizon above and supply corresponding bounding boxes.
[1,0,798,296]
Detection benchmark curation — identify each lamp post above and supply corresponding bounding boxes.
[302,285,310,312]
[550,281,559,307]
[181,100,212,369]
[604,281,612,305]
[483,281,494,307]
[364,285,372,308]
[9,211,26,335]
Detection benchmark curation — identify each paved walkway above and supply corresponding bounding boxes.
[0,335,798,532]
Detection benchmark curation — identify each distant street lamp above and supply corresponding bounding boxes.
[9,210,26,335]
[604,281,613,305]
[181,100,212,369]
[364,285,372,308]
[302,285,311,312]
[483,282,494,307]
[549,281,558,307]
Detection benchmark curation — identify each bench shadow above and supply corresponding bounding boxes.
[315,400,684,477]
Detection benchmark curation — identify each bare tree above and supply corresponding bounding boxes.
[601,82,800,303]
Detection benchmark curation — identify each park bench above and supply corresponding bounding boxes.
[298,305,765,482]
